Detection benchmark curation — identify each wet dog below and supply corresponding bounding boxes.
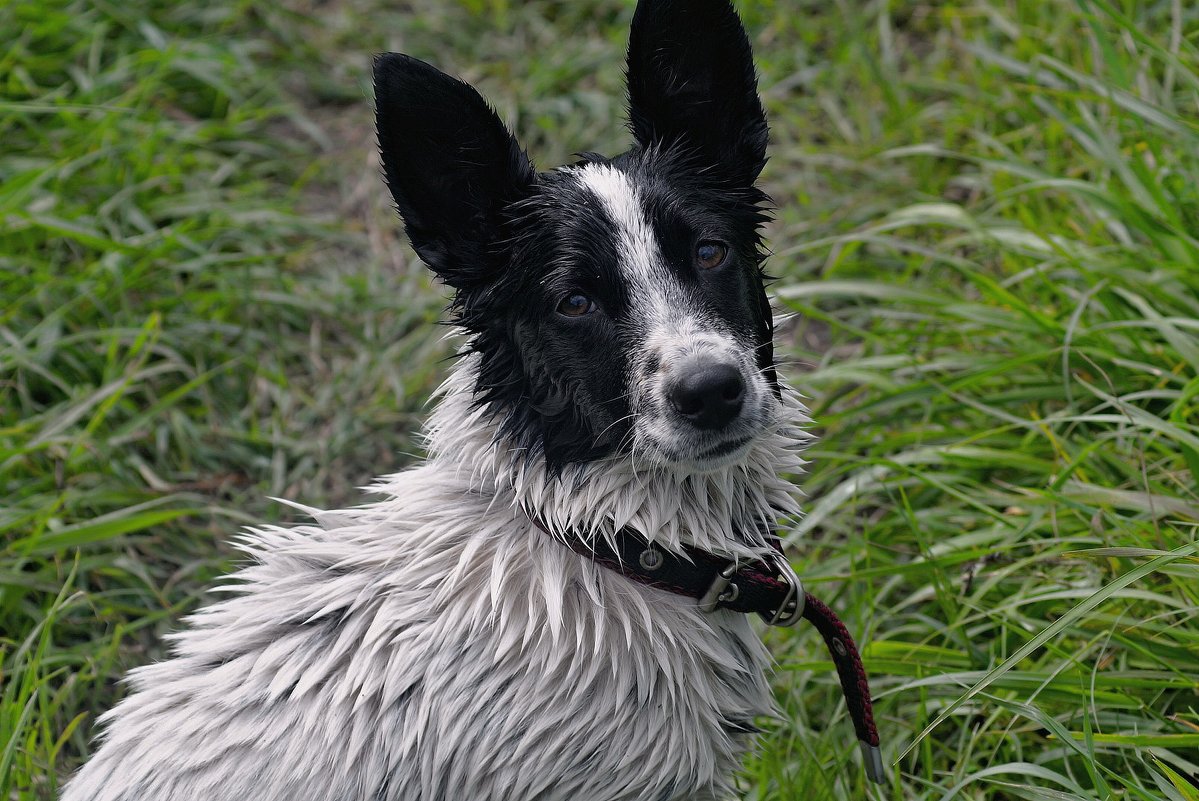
[61,2,823,798]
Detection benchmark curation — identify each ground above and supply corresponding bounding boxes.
[2,0,1198,799]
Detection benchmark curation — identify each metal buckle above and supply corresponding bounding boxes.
[759,551,804,626]
[698,562,739,613]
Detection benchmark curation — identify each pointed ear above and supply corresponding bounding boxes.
[626,0,768,183]
[374,53,536,289]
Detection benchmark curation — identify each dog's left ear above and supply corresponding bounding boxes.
[626,0,768,184]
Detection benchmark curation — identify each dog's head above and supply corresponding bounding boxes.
[376,0,778,473]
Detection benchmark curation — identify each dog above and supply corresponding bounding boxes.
[62,1,881,799]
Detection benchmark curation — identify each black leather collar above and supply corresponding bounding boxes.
[532,518,886,785]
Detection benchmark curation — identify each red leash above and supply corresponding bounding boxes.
[534,518,886,785]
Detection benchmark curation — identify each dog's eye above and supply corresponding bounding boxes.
[557,293,597,317]
[695,241,729,270]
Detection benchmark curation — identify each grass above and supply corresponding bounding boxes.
[1,0,1197,798]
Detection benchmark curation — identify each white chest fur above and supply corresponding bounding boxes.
[63,361,810,801]
[65,474,774,801]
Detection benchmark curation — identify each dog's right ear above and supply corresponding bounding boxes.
[374,54,536,289]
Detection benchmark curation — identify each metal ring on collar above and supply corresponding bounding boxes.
[759,551,805,626]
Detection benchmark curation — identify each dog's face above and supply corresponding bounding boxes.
[376,0,777,472]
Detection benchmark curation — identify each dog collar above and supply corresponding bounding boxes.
[532,519,885,786]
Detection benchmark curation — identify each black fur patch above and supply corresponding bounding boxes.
[374,0,776,470]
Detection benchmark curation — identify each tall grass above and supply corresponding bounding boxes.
[2,0,1197,799]
[1,2,441,796]
[749,1,1199,797]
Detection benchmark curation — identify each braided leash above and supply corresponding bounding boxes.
[533,519,885,785]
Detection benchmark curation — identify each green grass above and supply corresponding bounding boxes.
[2,0,1197,798]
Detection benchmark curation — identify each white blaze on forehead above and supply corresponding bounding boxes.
[572,163,737,355]
[572,163,661,295]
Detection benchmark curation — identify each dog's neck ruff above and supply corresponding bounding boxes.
[421,352,811,563]
[421,352,883,785]
[532,517,886,785]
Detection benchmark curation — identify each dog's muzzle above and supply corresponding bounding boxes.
[666,357,745,431]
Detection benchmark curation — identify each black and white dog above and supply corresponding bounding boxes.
[63,1,881,799]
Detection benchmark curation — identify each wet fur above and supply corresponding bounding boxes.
[61,2,810,799]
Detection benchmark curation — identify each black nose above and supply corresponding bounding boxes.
[668,361,745,430]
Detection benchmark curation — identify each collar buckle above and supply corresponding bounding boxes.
[697,562,740,613]
[759,551,804,626]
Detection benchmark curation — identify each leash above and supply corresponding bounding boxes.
[532,519,886,785]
